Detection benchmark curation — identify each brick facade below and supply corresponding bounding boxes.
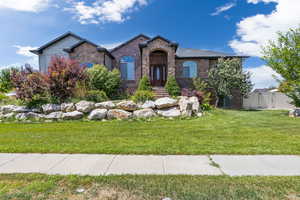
[67,36,243,109]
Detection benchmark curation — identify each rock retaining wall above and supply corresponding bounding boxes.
[0,97,203,122]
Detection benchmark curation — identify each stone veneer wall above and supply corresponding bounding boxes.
[141,38,176,78]
[111,36,149,89]
[69,43,105,65]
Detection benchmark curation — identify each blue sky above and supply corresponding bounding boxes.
[0,0,299,88]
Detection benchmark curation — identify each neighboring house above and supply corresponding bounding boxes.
[30,32,248,108]
[243,89,295,110]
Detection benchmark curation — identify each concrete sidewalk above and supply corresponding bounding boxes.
[0,154,300,176]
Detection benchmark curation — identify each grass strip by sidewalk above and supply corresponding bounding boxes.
[0,174,300,200]
[0,109,299,155]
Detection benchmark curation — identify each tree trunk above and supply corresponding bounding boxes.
[214,96,219,108]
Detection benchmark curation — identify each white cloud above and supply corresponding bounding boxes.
[67,0,148,24]
[246,65,280,89]
[101,42,123,49]
[0,0,50,12]
[211,2,236,16]
[230,0,300,57]
[12,45,38,69]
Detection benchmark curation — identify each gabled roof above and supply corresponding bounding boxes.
[30,31,85,54]
[139,35,179,50]
[176,48,249,58]
[63,39,115,59]
[110,34,151,52]
[63,40,99,53]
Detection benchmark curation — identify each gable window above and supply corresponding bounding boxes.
[182,61,197,78]
[120,56,135,80]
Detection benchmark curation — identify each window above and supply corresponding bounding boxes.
[81,63,94,68]
[120,56,135,80]
[182,61,197,78]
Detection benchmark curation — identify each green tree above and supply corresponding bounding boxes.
[87,65,121,98]
[0,68,16,93]
[137,76,151,91]
[208,58,253,107]
[165,76,181,96]
[263,27,300,107]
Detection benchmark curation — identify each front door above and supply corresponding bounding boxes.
[150,65,166,86]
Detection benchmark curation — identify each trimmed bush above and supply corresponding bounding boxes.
[87,65,121,98]
[47,57,87,103]
[137,76,151,91]
[131,90,154,103]
[86,90,108,102]
[165,76,180,97]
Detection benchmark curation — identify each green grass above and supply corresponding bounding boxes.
[0,109,299,154]
[0,174,299,200]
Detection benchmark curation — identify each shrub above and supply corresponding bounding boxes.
[86,90,108,102]
[0,68,15,93]
[11,67,50,107]
[73,81,89,100]
[87,65,121,98]
[137,76,151,91]
[132,90,154,103]
[47,56,88,103]
[0,93,7,102]
[201,103,213,111]
[165,76,180,96]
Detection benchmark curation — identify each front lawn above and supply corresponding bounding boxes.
[0,109,299,154]
[0,174,299,200]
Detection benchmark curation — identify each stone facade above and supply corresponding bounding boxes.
[141,38,177,78]
[69,42,114,68]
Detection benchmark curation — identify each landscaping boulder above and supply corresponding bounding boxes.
[189,96,200,113]
[75,101,95,113]
[117,101,138,111]
[42,104,61,114]
[88,109,108,120]
[290,108,300,117]
[197,112,203,117]
[157,108,181,118]
[155,97,177,109]
[141,100,156,109]
[179,97,193,117]
[295,108,300,117]
[15,112,44,120]
[0,112,15,119]
[62,111,84,120]
[45,111,63,120]
[61,103,76,112]
[12,106,31,113]
[0,105,17,114]
[133,108,157,118]
[95,101,115,109]
[107,109,132,120]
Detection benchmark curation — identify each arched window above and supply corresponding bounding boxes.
[120,56,135,80]
[182,61,197,78]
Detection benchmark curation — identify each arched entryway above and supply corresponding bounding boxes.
[149,50,167,87]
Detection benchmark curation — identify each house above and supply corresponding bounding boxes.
[30,32,248,108]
